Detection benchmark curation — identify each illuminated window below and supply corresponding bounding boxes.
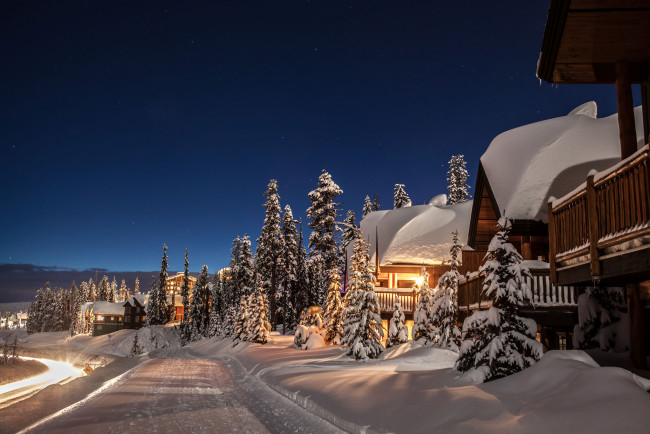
[558,333,567,350]
[97,315,105,321]
[111,316,115,321]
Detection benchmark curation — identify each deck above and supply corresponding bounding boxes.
[548,145,650,285]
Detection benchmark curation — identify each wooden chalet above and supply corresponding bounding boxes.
[123,294,147,330]
[91,301,125,336]
[353,201,473,337]
[538,0,650,368]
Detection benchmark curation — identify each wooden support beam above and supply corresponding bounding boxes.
[548,201,558,284]
[616,62,638,159]
[642,79,649,145]
[586,174,601,277]
[626,282,647,369]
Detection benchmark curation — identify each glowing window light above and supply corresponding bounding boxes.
[96,315,104,321]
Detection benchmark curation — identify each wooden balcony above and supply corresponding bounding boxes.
[549,145,650,285]
[457,268,578,313]
[375,290,419,316]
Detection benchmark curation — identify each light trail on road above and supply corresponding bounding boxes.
[0,357,81,408]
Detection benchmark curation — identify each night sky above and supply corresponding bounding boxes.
[0,1,642,300]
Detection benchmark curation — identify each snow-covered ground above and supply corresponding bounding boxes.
[3,328,650,433]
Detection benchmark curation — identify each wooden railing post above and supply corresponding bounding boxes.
[586,174,601,277]
[547,200,557,284]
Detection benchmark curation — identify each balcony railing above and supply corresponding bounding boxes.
[457,268,577,312]
[548,145,650,280]
[375,290,419,314]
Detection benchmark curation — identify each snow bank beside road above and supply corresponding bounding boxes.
[193,335,650,433]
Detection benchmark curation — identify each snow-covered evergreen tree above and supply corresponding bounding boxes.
[232,295,250,346]
[412,266,435,343]
[109,277,117,302]
[446,154,471,204]
[247,275,271,344]
[372,194,380,211]
[362,195,372,217]
[158,244,171,323]
[256,179,285,331]
[134,277,140,295]
[88,278,96,302]
[208,279,222,338]
[455,217,542,382]
[97,276,110,301]
[130,331,143,356]
[393,184,411,209]
[280,205,298,333]
[430,231,463,352]
[306,170,343,306]
[145,275,159,326]
[386,295,408,348]
[323,268,344,344]
[341,210,358,250]
[342,235,384,360]
[188,265,210,339]
[118,279,128,302]
[233,235,256,300]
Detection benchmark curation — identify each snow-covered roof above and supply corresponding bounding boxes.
[92,301,126,315]
[123,294,148,308]
[355,201,473,266]
[481,102,645,222]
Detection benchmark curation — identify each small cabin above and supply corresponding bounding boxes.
[123,294,147,329]
[92,301,126,336]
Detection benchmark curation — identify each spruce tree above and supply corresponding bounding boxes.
[393,184,411,209]
[372,194,380,211]
[306,170,343,306]
[145,275,159,326]
[158,244,171,322]
[188,265,211,338]
[455,217,542,382]
[362,195,372,217]
[181,248,190,324]
[247,275,271,343]
[134,277,140,295]
[97,276,110,301]
[208,276,222,338]
[256,179,285,331]
[412,266,435,343]
[430,231,463,352]
[118,280,128,302]
[342,235,383,360]
[130,331,143,356]
[446,154,471,204]
[323,267,344,344]
[110,277,117,302]
[88,278,97,302]
[341,210,358,250]
[232,295,250,346]
[280,205,299,333]
[386,295,408,348]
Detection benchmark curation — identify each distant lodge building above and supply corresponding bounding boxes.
[91,301,126,336]
[165,272,197,297]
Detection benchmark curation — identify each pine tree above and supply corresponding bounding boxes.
[256,179,285,331]
[393,184,411,209]
[158,244,171,323]
[118,279,127,302]
[188,265,210,339]
[306,170,343,306]
[180,248,191,323]
[97,276,110,301]
[232,295,250,346]
[88,278,97,302]
[130,331,143,356]
[386,295,408,348]
[455,217,542,382]
[323,268,344,344]
[372,194,380,211]
[110,277,117,302]
[145,275,159,326]
[574,286,626,351]
[362,195,373,217]
[134,277,140,295]
[342,235,384,360]
[430,231,463,352]
[208,277,222,338]
[447,154,471,204]
[247,275,271,344]
[280,205,299,333]
[412,266,435,343]
[341,210,358,250]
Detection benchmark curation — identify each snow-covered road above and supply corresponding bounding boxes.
[26,357,343,433]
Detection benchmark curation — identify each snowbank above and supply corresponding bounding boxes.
[481,103,645,222]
